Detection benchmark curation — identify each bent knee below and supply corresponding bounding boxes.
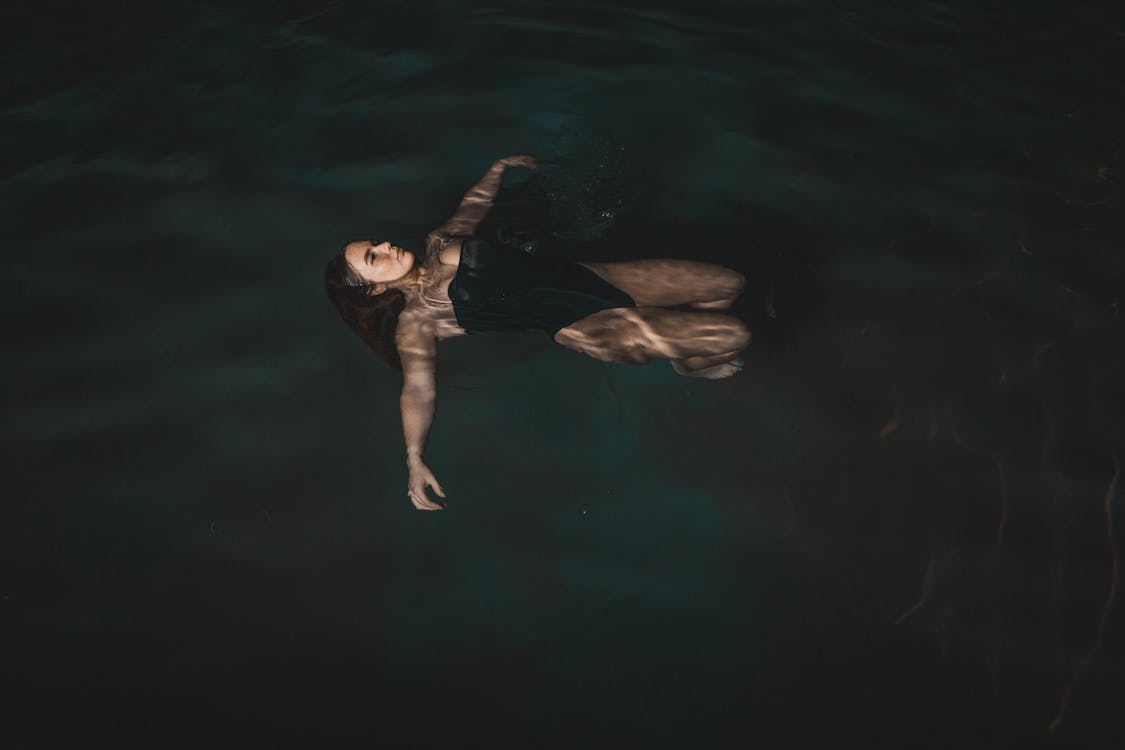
[553,312,652,365]
[694,272,747,310]
[720,270,747,301]
[727,321,752,350]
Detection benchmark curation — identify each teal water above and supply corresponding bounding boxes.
[3,1,1123,748]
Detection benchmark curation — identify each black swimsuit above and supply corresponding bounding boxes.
[447,238,637,338]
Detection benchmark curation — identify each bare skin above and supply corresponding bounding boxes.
[342,155,750,509]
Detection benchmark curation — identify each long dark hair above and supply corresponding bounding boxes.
[323,250,407,371]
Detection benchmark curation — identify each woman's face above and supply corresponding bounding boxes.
[343,240,414,289]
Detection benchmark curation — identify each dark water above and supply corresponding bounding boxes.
[4,1,1123,748]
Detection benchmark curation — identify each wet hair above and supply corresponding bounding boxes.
[323,250,406,371]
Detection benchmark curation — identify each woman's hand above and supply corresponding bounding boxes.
[407,458,446,510]
[497,154,539,170]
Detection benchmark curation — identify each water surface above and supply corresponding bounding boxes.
[3,1,1123,747]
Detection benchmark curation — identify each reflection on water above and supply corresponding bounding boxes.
[3,0,1123,747]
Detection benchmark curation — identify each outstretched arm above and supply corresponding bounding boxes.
[430,155,538,238]
[397,314,445,510]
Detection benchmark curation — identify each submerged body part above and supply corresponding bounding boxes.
[447,237,638,338]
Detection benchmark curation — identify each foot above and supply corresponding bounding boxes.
[671,357,744,379]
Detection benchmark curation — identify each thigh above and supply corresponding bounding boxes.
[576,259,745,308]
[553,306,751,364]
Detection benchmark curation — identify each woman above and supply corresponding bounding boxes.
[324,154,751,510]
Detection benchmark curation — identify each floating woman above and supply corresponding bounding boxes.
[324,155,751,510]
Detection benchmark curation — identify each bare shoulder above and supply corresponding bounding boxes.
[439,241,462,267]
[427,229,464,265]
[425,228,451,254]
[395,307,435,341]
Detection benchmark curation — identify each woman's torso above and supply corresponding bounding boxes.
[407,235,468,341]
[407,234,631,341]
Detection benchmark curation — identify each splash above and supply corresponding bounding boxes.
[475,125,636,255]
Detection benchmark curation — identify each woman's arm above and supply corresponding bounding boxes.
[397,315,445,510]
[402,390,445,510]
[430,155,538,238]
[401,389,435,465]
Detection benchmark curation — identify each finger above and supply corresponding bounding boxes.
[415,493,443,510]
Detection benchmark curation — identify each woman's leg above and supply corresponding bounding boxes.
[672,348,745,371]
[689,292,742,311]
[554,307,750,369]
[577,260,746,309]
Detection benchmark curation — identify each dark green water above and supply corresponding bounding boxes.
[3,1,1123,748]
